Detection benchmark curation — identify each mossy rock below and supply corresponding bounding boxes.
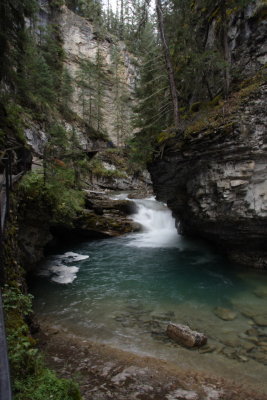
[70,209,141,238]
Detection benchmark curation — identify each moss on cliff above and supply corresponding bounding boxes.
[184,66,267,138]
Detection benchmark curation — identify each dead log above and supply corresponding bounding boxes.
[166,323,207,348]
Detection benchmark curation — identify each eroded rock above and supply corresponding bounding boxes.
[149,82,267,268]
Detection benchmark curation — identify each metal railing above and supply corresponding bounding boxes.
[0,151,13,400]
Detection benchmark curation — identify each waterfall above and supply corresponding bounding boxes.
[128,197,180,248]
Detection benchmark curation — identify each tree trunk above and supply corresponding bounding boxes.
[221,0,231,97]
[120,0,124,39]
[156,0,179,128]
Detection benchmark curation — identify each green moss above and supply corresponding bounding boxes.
[156,129,176,144]
[184,68,266,138]
[89,158,127,179]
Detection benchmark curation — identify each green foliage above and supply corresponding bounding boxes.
[156,129,176,144]
[16,25,72,115]
[76,50,106,135]
[0,4,73,149]
[14,369,81,400]
[110,44,134,145]
[129,21,170,167]
[4,101,27,143]
[0,0,73,120]
[2,284,81,400]
[50,0,65,8]
[89,158,127,179]
[184,68,265,138]
[2,285,33,315]
[19,169,57,211]
[0,0,38,84]
[18,40,55,109]
[66,0,104,26]
[19,168,85,224]
[3,285,39,379]
[127,131,155,171]
[59,68,74,115]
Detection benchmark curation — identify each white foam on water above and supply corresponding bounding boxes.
[37,251,89,284]
[50,265,79,284]
[56,251,89,263]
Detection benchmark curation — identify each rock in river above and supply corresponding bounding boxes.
[252,314,267,327]
[166,323,207,348]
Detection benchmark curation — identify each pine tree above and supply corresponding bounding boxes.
[156,0,179,128]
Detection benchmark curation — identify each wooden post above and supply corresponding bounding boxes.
[0,290,12,400]
[4,159,9,218]
[8,153,12,191]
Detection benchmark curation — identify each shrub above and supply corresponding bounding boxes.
[2,284,81,400]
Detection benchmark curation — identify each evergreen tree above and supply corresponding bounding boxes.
[128,21,170,167]
[65,0,104,26]
[0,0,38,85]
[156,0,179,128]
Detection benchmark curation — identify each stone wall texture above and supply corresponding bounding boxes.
[149,1,267,268]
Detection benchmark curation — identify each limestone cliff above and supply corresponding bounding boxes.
[6,2,142,270]
[149,1,267,268]
[25,1,138,161]
[59,7,137,146]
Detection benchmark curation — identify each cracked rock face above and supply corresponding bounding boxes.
[57,6,138,145]
[149,84,267,268]
[149,1,267,269]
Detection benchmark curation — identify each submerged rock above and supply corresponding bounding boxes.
[221,334,241,348]
[166,323,207,348]
[213,307,237,321]
[254,287,267,299]
[241,341,255,352]
[198,344,216,354]
[252,314,267,327]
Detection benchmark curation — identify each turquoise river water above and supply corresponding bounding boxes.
[31,196,267,391]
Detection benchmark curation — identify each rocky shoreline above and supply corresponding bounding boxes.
[35,318,267,400]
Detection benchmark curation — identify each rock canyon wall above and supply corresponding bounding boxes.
[149,1,267,268]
